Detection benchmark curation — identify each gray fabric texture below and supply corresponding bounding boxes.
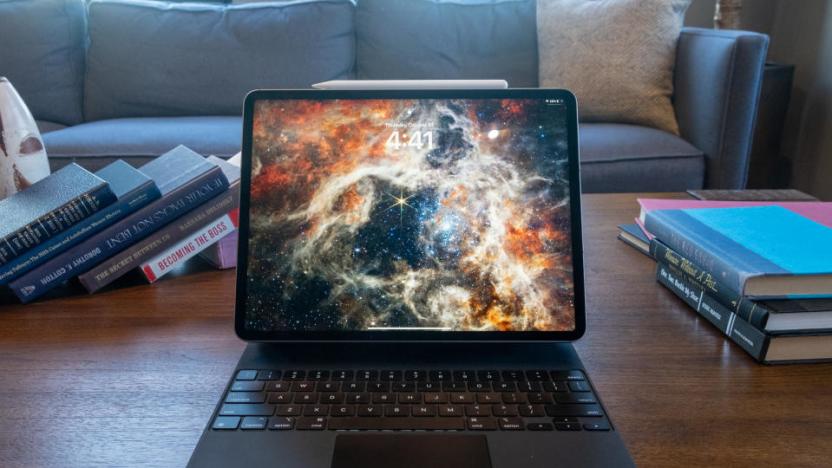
[43,116,242,171]
[0,0,87,125]
[356,0,538,87]
[579,123,705,192]
[84,0,356,121]
[538,0,690,135]
[36,121,67,134]
[674,27,769,189]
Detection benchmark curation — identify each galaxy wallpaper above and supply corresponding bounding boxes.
[244,98,575,332]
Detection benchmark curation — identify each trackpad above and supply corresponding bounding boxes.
[331,433,492,468]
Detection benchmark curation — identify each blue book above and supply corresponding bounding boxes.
[645,205,832,299]
[0,163,116,266]
[0,161,161,284]
[9,146,228,302]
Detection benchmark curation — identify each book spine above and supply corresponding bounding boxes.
[657,262,769,362]
[0,182,160,285]
[9,170,227,303]
[140,210,239,282]
[78,186,239,293]
[650,239,772,331]
[0,184,116,266]
[644,209,753,294]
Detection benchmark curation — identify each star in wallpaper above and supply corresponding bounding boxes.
[245,98,575,332]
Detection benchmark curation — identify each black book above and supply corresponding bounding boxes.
[651,238,832,334]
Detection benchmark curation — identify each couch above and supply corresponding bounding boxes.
[0,0,769,193]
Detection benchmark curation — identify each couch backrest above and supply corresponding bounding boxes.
[83,0,356,121]
[0,0,87,125]
[356,0,538,87]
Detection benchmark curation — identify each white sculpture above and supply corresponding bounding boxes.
[0,77,51,200]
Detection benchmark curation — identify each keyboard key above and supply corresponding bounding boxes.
[444,382,466,392]
[332,370,353,381]
[212,416,240,430]
[256,370,280,381]
[268,393,291,403]
[393,382,416,392]
[381,370,401,381]
[495,382,517,392]
[320,393,345,404]
[307,371,329,381]
[268,417,294,430]
[552,416,578,424]
[569,381,591,392]
[240,416,268,430]
[525,370,549,381]
[372,393,394,404]
[453,370,474,381]
[418,382,441,392]
[355,370,377,381]
[346,393,370,404]
[438,405,463,417]
[545,404,604,417]
[501,392,526,404]
[303,405,328,416]
[468,382,491,392]
[429,370,451,382]
[398,392,420,404]
[542,381,568,392]
[357,405,382,417]
[296,416,326,430]
[551,370,585,381]
[518,404,545,417]
[526,392,553,404]
[265,382,290,392]
[527,423,554,431]
[405,370,426,381]
[583,421,611,431]
[225,392,266,404]
[464,404,491,417]
[291,382,314,392]
[220,404,275,417]
[498,417,524,430]
[347,382,369,392]
[385,405,408,417]
[295,393,318,404]
[424,392,448,404]
[236,370,258,381]
[492,404,518,417]
[467,417,497,430]
[412,405,436,417]
[477,370,499,381]
[450,393,475,404]
[555,393,597,405]
[517,381,542,392]
[332,405,355,417]
[501,370,525,381]
[476,392,501,404]
[283,370,305,381]
[555,422,582,431]
[230,381,264,392]
[274,405,300,416]
[328,418,465,431]
[317,382,340,392]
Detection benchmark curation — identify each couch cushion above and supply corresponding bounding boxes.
[580,123,705,192]
[36,121,67,134]
[0,0,86,125]
[43,116,242,172]
[84,0,355,121]
[356,0,537,87]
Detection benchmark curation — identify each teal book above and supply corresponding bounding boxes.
[0,161,161,284]
[645,205,832,299]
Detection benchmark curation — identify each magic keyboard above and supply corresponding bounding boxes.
[212,369,611,432]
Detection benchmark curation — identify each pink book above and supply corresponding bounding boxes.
[636,198,832,236]
[199,230,238,269]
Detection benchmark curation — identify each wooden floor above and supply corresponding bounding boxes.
[0,193,830,467]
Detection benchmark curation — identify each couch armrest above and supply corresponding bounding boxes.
[674,27,769,189]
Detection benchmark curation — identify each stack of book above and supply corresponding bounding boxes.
[618,198,832,364]
[0,145,240,303]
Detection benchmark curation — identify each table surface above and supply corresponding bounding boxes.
[1,193,830,468]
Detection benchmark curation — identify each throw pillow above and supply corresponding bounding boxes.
[538,0,691,135]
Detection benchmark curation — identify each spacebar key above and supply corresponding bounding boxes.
[329,418,465,430]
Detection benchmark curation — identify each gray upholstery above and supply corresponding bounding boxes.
[43,117,242,171]
[0,0,86,125]
[580,123,705,192]
[36,121,68,134]
[356,0,538,87]
[674,27,769,189]
[84,0,355,121]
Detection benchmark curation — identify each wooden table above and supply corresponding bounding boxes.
[1,193,830,467]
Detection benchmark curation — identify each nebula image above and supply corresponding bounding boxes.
[244,98,575,332]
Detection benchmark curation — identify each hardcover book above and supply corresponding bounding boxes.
[0,163,116,265]
[651,238,832,334]
[9,146,228,302]
[0,161,161,284]
[617,224,650,257]
[140,210,239,282]
[77,157,241,293]
[657,263,832,363]
[200,230,238,269]
[645,205,832,298]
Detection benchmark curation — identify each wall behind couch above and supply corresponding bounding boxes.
[686,0,832,200]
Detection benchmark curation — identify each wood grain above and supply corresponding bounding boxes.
[0,193,830,467]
